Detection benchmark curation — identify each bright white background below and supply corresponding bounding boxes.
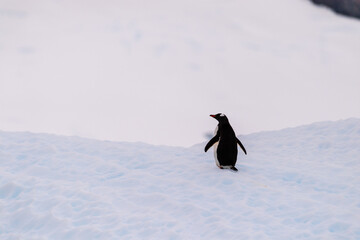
[1,0,360,146]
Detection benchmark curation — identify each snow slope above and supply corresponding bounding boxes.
[1,119,360,239]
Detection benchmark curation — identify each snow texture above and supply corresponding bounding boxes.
[1,119,360,239]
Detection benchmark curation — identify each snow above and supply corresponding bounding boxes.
[1,119,359,239]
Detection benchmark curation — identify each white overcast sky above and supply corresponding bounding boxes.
[1,0,360,146]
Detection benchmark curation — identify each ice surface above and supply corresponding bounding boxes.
[0,119,359,239]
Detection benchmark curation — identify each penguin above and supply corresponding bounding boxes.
[204,113,247,171]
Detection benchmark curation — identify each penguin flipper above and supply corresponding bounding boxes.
[204,135,219,152]
[237,138,247,155]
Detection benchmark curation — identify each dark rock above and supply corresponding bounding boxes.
[311,0,360,20]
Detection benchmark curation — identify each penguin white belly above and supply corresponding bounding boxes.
[213,141,220,167]
[213,126,220,167]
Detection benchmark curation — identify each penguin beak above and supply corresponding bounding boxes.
[210,115,216,118]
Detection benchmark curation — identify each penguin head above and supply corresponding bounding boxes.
[210,113,229,123]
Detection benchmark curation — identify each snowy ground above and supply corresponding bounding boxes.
[1,119,359,239]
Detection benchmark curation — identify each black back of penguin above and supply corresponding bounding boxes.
[204,113,247,171]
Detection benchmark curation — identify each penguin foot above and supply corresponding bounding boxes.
[218,165,238,171]
[230,166,238,171]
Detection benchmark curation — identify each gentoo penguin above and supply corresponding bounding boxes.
[204,113,247,171]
